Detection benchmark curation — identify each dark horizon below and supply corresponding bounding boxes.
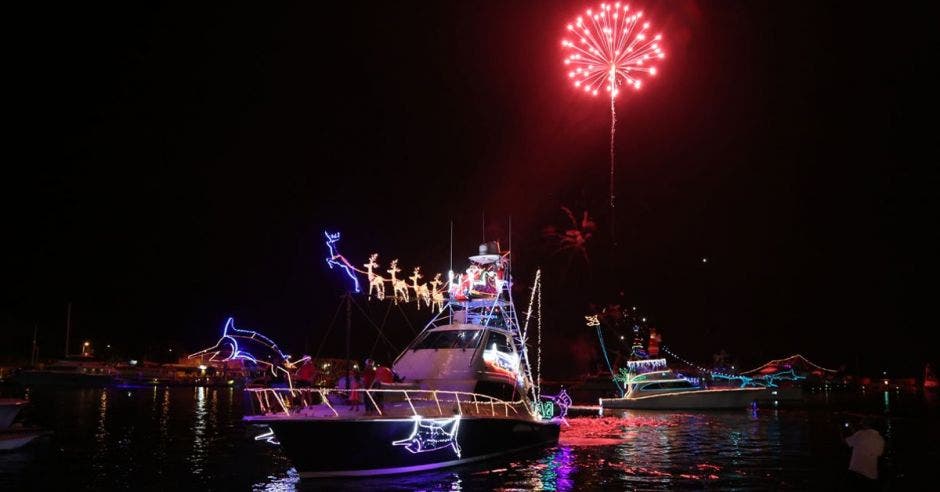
[2,1,933,378]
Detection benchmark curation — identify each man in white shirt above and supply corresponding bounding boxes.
[844,417,884,489]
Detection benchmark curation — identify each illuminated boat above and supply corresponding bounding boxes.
[243,243,561,477]
[12,358,118,387]
[600,359,765,410]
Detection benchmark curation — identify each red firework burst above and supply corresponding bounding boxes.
[561,2,665,97]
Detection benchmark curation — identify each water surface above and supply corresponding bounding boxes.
[1,386,935,490]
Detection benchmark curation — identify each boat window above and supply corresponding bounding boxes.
[412,330,483,350]
[641,383,662,390]
[485,331,513,353]
[662,380,695,389]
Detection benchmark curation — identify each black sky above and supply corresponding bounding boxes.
[3,1,934,376]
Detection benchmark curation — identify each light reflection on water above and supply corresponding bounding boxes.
[190,386,208,475]
[1,387,934,490]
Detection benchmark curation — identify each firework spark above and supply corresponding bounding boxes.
[561,3,665,224]
[561,3,664,97]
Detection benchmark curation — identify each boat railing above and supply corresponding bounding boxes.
[244,387,531,419]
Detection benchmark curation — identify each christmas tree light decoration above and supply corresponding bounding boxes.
[392,415,462,458]
[324,231,363,293]
[364,253,386,300]
[585,315,601,327]
[561,2,666,215]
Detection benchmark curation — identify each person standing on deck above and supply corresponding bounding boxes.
[347,371,362,411]
[362,359,377,413]
[843,417,884,490]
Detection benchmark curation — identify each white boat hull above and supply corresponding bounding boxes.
[600,387,765,410]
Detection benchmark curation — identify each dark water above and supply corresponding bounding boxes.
[1,386,936,490]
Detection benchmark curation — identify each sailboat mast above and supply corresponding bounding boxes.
[64,302,71,357]
[31,323,39,366]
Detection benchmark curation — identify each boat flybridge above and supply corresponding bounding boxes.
[243,243,561,478]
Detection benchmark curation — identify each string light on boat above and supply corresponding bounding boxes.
[322,230,448,309]
[483,344,523,384]
[661,345,738,379]
[536,269,543,402]
[626,358,667,371]
[188,317,306,388]
[324,231,363,293]
[739,354,837,375]
[391,415,462,458]
[253,427,280,445]
[539,389,572,422]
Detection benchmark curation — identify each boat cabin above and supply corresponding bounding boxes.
[394,324,523,401]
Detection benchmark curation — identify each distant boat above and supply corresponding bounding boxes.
[600,359,764,410]
[13,357,118,387]
[925,363,938,390]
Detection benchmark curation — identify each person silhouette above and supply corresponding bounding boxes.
[843,417,884,490]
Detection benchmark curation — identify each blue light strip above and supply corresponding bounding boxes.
[324,231,362,293]
[596,325,624,396]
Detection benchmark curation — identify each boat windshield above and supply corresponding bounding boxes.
[413,330,484,350]
[640,380,697,390]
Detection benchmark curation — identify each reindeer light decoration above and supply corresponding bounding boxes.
[410,267,430,310]
[364,253,386,300]
[429,273,445,312]
[388,259,410,304]
[321,230,448,311]
[324,231,363,293]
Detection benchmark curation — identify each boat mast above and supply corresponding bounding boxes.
[31,323,39,366]
[345,291,352,387]
[64,301,71,357]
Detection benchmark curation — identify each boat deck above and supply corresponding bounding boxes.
[244,387,535,421]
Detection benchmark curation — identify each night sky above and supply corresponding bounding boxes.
[3,1,933,377]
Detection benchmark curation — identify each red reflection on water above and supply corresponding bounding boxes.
[559,415,685,446]
[558,417,724,481]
